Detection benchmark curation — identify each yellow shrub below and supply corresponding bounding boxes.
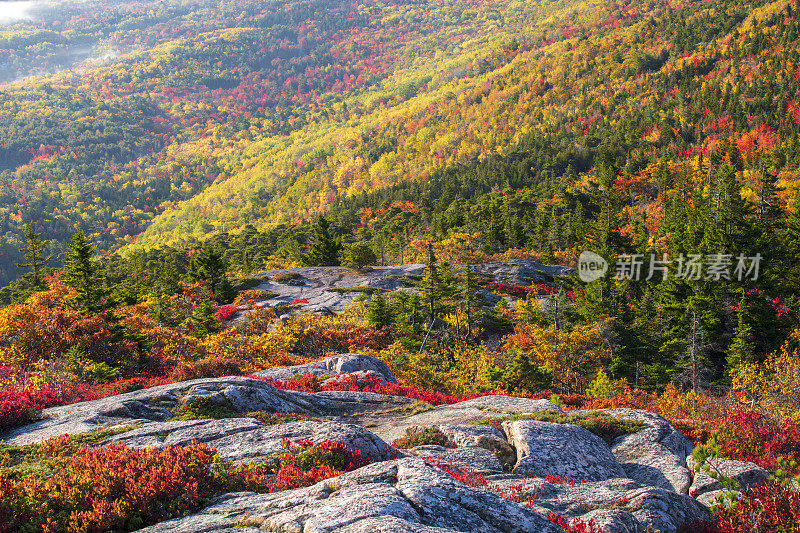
[733,335,800,422]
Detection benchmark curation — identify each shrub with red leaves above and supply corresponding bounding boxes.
[257,373,470,405]
[485,282,555,297]
[0,368,173,433]
[0,436,367,533]
[547,513,602,533]
[0,442,218,533]
[711,410,800,473]
[714,483,800,533]
[228,438,368,493]
[0,386,58,430]
[214,305,238,322]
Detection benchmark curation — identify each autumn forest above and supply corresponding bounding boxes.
[2,0,800,530]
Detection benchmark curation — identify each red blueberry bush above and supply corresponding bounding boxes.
[214,305,238,322]
[0,436,368,533]
[714,482,800,532]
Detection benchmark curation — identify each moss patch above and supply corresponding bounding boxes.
[171,397,316,426]
[326,286,385,295]
[172,396,238,420]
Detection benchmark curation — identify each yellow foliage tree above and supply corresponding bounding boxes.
[502,320,612,393]
[733,333,800,422]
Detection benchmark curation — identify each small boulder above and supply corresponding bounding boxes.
[578,408,694,494]
[412,424,515,465]
[254,353,396,384]
[408,445,505,475]
[503,420,627,482]
[379,395,560,443]
[211,420,393,464]
[687,456,770,498]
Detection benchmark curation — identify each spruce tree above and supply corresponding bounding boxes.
[728,292,755,371]
[190,299,219,338]
[420,245,443,325]
[367,292,393,327]
[64,231,104,314]
[785,192,800,259]
[306,215,341,266]
[189,244,234,302]
[343,240,377,271]
[16,223,51,293]
[157,254,182,296]
[461,264,482,341]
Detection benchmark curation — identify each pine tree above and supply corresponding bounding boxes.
[306,215,341,266]
[16,224,51,293]
[64,231,104,314]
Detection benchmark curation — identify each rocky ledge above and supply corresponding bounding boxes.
[1,353,761,532]
[240,259,575,315]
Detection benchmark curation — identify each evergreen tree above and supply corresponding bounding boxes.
[784,192,800,285]
[16,224,52,293]
[343,240,377,271]
[728,292,755,371]
[64,231,105,314]
[712,162,751,252]
[681,308,712,393]
[157,255,182,296]
[190,299,219,338]
[367,292,393,327]
[484,350,552,393]
[461,264,482,341]
[306,215,341,266]
[419,245,455,325]
[189,244,234,302]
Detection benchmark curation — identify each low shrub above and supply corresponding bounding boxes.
[714,482,800,533]
[172,396,238,421]
[0,441,219,533]
[214,305,238,322]
[233,290,278,306]
[0,435,367,533]
[326,286,384,295]
[223,438,367,493]
[244,412,314,425]
[258,373,468,405]
[476,411,646,445]
[485,282,555,298]
[272,272,302,282]
[392,427,455,449]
